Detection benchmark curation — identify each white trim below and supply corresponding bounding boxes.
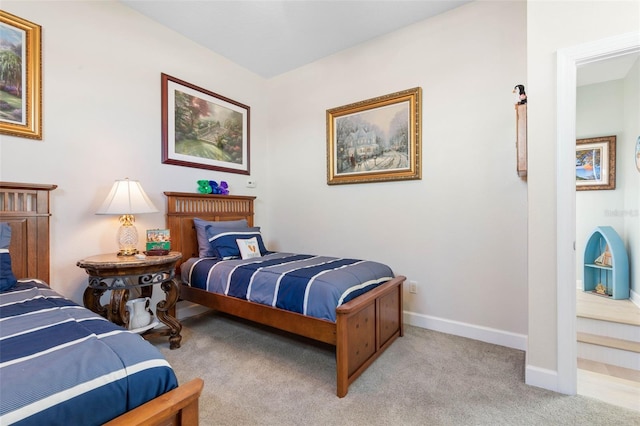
[525,365,559,392]
[556,31,640,396]
[556,42,578,396]
[630,289,640,310]
[176,301,211,320]
[404,311,527,351]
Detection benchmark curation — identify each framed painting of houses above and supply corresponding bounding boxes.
[326,87,422,185]
[161,73,250,175]
[576,135,616,191]
[0,11,42,140]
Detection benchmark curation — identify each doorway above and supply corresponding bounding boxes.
[556,32,640,397]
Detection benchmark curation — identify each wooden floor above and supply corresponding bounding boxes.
[576,290,640,412]
[576,290,640,326]
[578,362,640,412]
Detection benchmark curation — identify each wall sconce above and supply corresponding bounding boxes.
[96,178,158,256]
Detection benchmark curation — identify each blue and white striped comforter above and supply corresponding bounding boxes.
[0,281,178,426]
[182,253,395,322]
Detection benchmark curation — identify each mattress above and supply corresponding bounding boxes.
[181,252,395,322]
[0,280,178,425]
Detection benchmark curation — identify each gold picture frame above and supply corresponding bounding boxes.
[326,87,421,185]
[576,135,616,191]
[0,11,42,140]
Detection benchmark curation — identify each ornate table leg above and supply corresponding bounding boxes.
[156,278,182,349]
[83,287,108,318]
[108,288,129,327]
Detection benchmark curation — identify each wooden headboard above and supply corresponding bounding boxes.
[0,181,57,282]
[164,191,255,271]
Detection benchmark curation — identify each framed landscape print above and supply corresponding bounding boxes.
[0,11,42,139]
[161,73,250,174]
[576,135,616,191]
[326,87,421,185]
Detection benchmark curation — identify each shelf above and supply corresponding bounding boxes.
[515,104,527,177]
[582,226,629,300]
[585,264,613,270]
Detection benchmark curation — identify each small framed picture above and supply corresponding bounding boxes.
[576,135,616,191]
[146,229,171,252]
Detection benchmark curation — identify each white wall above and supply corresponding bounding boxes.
[0,1,530,348]
[0,1,270,303]
[266,1,528,346]
[622,58,640,298]
[527,0,639,391]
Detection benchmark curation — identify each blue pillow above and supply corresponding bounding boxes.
[193,218,248,257]
[0,222,17,291]
[206,226,268,259]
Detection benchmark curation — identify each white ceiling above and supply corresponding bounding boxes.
[577,53,640,86]
[120,0,472,78]
[119,1,638,84]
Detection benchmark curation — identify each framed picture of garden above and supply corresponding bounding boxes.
[161,73,250,174]
[0,11,42,140]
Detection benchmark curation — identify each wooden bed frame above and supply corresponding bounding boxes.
[165,191,405,398]
[0,182,204,426]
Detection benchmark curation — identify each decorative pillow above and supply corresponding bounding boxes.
[236,237,262,260]
[0,222,17,291]
[193,218,248,257]
[206,226,268,259]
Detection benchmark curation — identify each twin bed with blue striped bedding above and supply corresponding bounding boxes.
[0,280,178,425]
[182,252,395,322]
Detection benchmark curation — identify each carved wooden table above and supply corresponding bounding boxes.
[77,252,183,349]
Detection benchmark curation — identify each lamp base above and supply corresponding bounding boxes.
[117,215,139,256]
[117,248,139,256]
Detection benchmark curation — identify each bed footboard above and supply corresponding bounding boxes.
[104,378,204,426]
[336,275,404,397]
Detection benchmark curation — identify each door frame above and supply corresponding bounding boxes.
[556,31,640,395]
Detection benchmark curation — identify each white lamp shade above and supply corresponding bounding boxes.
[96,178,158,215]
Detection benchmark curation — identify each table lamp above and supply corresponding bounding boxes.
[96,178,158,256]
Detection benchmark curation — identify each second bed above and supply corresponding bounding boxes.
[165,191,405,397]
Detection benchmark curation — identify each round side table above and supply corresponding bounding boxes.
[77,251,182,349]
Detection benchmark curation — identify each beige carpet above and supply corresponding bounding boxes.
[154,312,640,425]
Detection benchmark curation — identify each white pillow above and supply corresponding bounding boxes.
[236,237,262,259]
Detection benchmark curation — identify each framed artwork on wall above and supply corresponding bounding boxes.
[0,11,42,140]
[575,135,616,191]
[326,87,421,185]
[161,73,250,175]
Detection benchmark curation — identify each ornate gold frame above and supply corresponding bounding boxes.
[0,11,42,140]
[326,87,421,185]
[576,135,616,191]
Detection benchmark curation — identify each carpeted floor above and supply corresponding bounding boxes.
[155,312,640,425]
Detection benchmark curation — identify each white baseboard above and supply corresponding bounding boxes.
[176,301,211,321]
[525,364,560,392]
[631,288,640,309]
[403,311,527,351]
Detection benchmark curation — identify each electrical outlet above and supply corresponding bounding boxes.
[246,179,257,188]
[409,281,418,294]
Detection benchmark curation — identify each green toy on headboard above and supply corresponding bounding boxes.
[197,180,229,195]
